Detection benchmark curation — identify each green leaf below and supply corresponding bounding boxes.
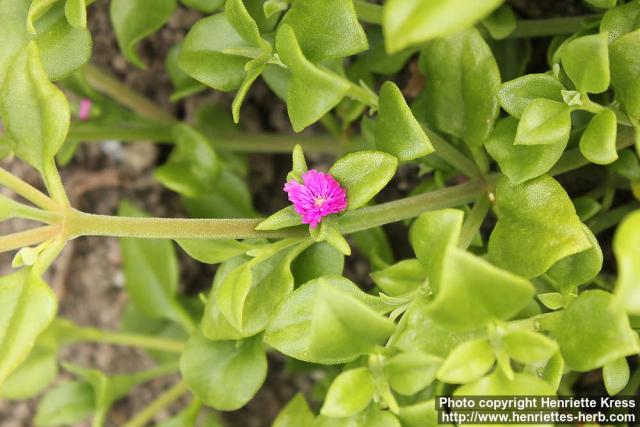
[614,210,640,314]
[0,269,57,389]
[539,352,565,391]
[34,3,92,81]
[166,42,206,102]
[455,369,555,395]
[264,0,287,19]
[375,81,433,161]
[184,169,257,219]
[600,1,640,44]
[180,0,224,13]
[291,242,345,286]
[384,351,441,395]
[514,98,571,145]
[275,25,350,131]
[573,196,601,221]
[155,124,221,197]
[265,276,395,364]
[201,256,249,341]
[0,42,69,172]
[603,357,630,396]
[544,225,603,292]
[537,292,565,310]
[180,333,267,410]
[488,175,592,278]
[206,241,306,337]
[482,5,516,40]
[586,0,616,9]
[64,0,86,28]
[225,0,268,48]
[321,368,375,417]
[179,14,252,91]
[329,150,398,210]
[34,381,95,427]
[502,330,558,365]
[62,363,140,427]
[560,33,610,93]
[486,117,567,184]
[498,74,564,119]
[118,201,193,331]
[436,338,495,384]
[311,219,351,256]
[255,206,302,231]
[110,0,176,68]
[579,110,618,165]
[176,238,260,265]
[280,0,367,62]
[274,393,316,427]
[391,297,483,359]
[551,290,639,372]
[609,149,640,181]
[287,144,308,182]
[371,259,426,297]
[383,0,503,53]
[419,28,501,145]
[1,346,57,400]
[156,399,205,427]
[397,400,440,427]
[351,227,394,271]
[360,27,413,75]
[411,209,534,329]
[609,29,640,120]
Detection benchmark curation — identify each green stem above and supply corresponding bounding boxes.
[68,178,487,240]
[0,167,59,211]
[77,327,186,353]
[123,382,189,427]
[43,158,70,206]
[426,128,483,178]
[84,64,177,124]
[11,202,62,224]
[0,225,60,253]
[67,122,174,144]
[587,201,640,234]
[127,361,180,385]
[458,194,491,250]
[509,16,597,39]
[68,122,343,155]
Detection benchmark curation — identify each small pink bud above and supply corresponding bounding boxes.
[284,169,348,228]
[79,98,92,121]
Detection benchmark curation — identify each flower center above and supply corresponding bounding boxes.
[314,197,326,207]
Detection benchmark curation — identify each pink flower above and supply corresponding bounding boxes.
[284,169,347,228]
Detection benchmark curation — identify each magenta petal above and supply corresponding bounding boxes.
[283,169,348,227]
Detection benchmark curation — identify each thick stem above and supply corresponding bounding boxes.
[123,382,189,427]
[68,179,488,240]
[84,64,177,124]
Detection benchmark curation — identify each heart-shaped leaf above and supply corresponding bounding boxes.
[488,175,592,278]
[180,333,267,410]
